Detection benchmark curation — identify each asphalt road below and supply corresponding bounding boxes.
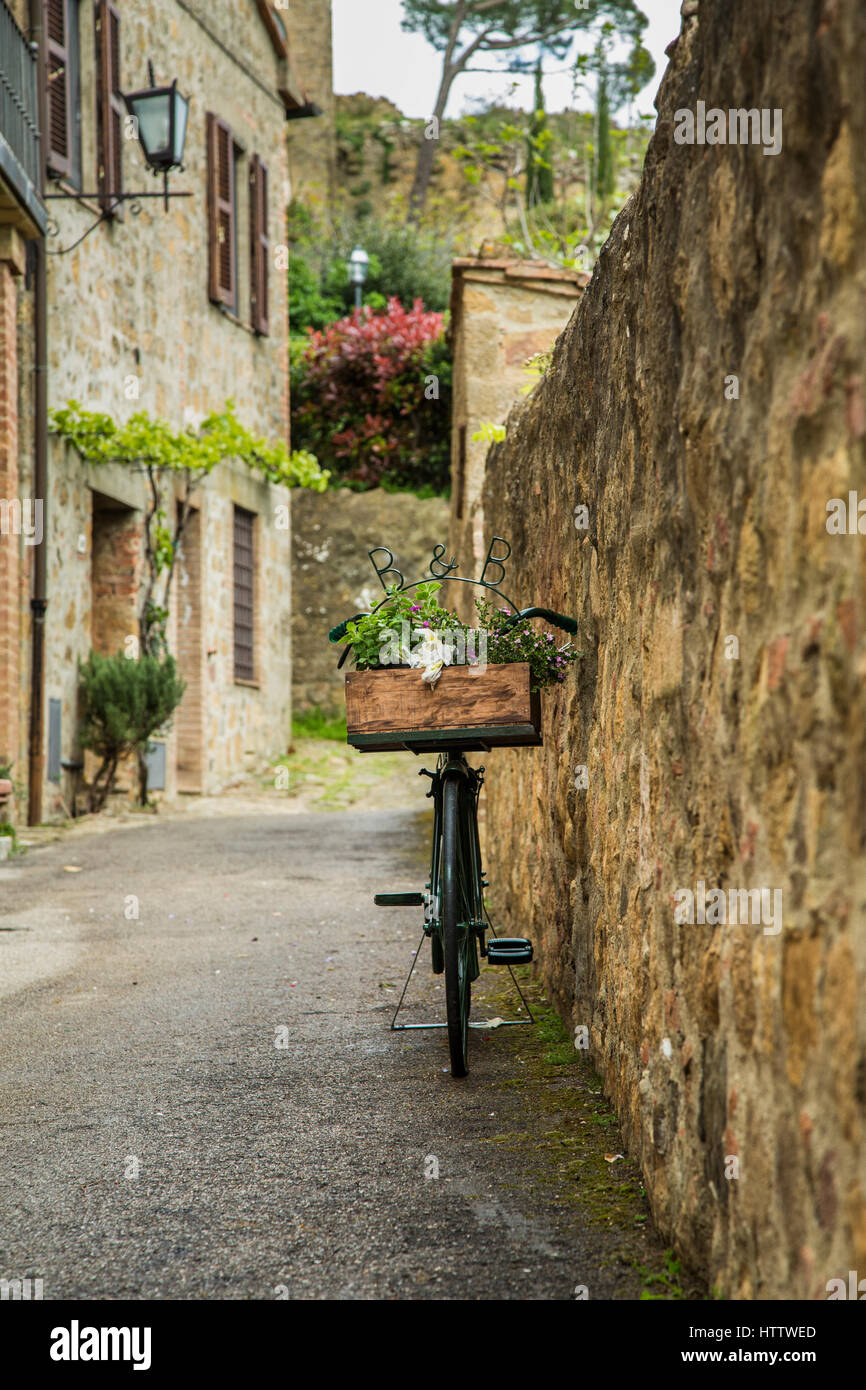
[0,806,674,1300]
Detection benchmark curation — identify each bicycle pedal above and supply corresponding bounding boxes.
[373,892,424,907]
[486,937,533,964]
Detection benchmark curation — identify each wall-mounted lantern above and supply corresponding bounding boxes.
[124,66,190,208]
[44,61,192,251]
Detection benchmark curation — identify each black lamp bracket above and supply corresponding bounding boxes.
[44,187,193,254]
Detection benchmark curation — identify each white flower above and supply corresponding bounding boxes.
[407,630,453,686]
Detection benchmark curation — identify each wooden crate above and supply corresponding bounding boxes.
[345,662,542,752]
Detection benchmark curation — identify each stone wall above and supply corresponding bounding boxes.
[470,0,866,1298]
[292,487,449,715]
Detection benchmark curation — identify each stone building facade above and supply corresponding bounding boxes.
[467,0,866,1298]
[1,0,328,818]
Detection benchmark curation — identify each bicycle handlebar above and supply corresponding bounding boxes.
[328,615,366,644]
[499,606,578,636]
[329,605,578,656]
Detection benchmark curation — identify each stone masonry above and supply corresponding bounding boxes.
[448,257,587,616]
[466,0,866,1298]
[292,485,449,716]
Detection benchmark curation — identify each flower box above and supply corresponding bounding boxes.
[345,661,542,753]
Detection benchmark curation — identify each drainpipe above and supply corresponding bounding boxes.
[27,0,48,826]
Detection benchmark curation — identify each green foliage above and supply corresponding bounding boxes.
[475,598,580,690]
[596,70,614,205]
[401,0,652,214]
[526,63,555,206]
[638,1249,685,1301]
[291,708,348,742]
[471,422,507,443]
[50,399,327,492]
[336,585,579,691]
[288,202,454,334]
[51,400,327,660]
[520,348,554,395]
[340,583,466,671]
[78,651,186,811]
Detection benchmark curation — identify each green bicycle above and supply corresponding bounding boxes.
[332,567,577,1077]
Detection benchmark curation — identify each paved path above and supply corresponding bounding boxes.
[0,805,684,1300]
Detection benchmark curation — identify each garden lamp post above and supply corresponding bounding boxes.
[349,245,369,310]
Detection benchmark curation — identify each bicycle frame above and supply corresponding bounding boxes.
[389,750,534,1033]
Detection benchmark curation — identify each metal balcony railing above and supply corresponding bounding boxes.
[0,0,46,232]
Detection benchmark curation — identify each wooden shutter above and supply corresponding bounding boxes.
[207,113,236,308]
[249,155,269,335]
[45,0,71,179]
[233,507,255,682]
[95,1,123,214]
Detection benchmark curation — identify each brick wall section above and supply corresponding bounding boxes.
[0,261,20,769]
[90,507,142,656]
[469,0,866,1298]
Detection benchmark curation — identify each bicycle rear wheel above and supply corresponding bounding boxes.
[441,776,475,1077]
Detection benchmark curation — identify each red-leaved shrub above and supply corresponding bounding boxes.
[290,298,451,493]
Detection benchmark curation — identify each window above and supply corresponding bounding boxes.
[45,0,81,185]
[95,0,123,214]
[249,155,269,335]
[256,1,289,59]
[207,113,237,309]
[233,506,255,682]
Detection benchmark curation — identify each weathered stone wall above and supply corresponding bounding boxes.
[292,487,449,715]
[472,0,866,1298]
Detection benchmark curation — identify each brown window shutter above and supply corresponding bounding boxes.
[207,113,236,308]
[45,0,71,179]
[95,1,123,215]
[232,506,255,682]
[249,155,269,335]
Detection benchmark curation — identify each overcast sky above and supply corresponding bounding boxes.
[332,0,683,121]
